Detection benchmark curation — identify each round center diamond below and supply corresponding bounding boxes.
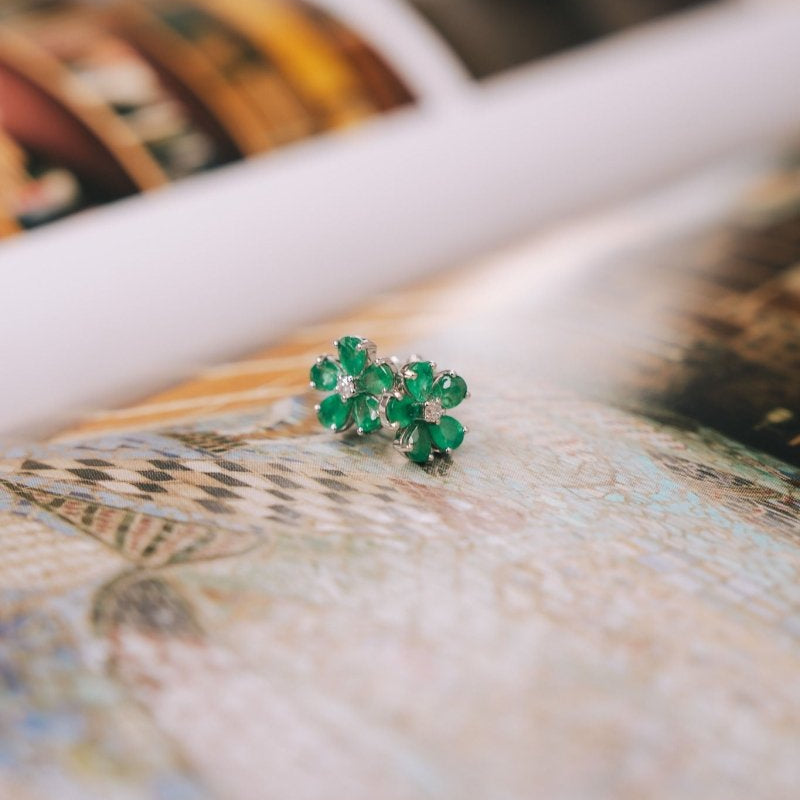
[422,397,444,424]
[337,373,357,400]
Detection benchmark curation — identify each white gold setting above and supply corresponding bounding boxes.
[422,397,444,424]
[378,392,402,431]
[379,390,403,430]
[311,336,398,436]
[312,341,468,456]
[392,427,435,463]
[336,373,357,400]
[356,338,377,364]
[385,359,471,457]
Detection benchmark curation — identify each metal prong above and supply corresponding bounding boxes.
[427,454,435,463]
[465,391,471,399]
[309,381,316,389]
[315,355,324,364]
[357,428,364,435]
[333,339,340,347]
[393,437,411,454]
[357,339,377,361]
[462,426,469,434]
[445,448,452,455]
[330,424,338,431]
[314,404,321,412]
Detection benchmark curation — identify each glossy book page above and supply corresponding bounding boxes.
[1,151,799,799]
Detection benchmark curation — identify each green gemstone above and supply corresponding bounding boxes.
[404,361,434,402]
[385,395,420,427]
[317,394,352,431]
[429,415,464,452]
[358,362,394,395]
[337,336,367,377]
[433,373,467,409]
[397,422,432,463]
[310,357,340,391]
[353,394,381,434]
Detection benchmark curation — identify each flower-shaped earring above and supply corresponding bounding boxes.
[381,360,469,463]
[310,336,396,434]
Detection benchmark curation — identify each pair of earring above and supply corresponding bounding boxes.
[309,335,469,463]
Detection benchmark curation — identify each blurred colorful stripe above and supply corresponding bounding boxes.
[0,0,414,237]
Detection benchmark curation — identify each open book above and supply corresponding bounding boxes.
[2,2,800,799]
[2,0,800,436]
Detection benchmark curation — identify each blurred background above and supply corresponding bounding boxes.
[0,0,415,233]
[0,0,719,235]
[1,0,800,437]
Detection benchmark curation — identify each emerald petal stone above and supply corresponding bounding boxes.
[429,415,464,452]
[358,362,394,395]
[317,394,353,432]
[386,395,420,427]
[338,336,367,377]
[404,361,434,402]
[310,357,340,391]
[353,394,381,434]
[397,422,432,463]
[433,373,467,410]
